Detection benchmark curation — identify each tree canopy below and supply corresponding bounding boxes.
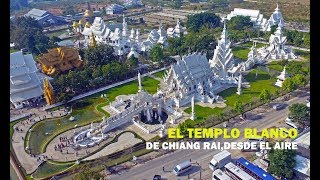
[268,148,296,179]
[10,17,57,54]
[186,12,221,32]
[84,44,116,67]
[149,44,164,62]
[289,103,309,126]
[227,16,253,31]
[259,89,272,102]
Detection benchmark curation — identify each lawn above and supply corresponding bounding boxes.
[294,49,310,60]
[45,29,67,38]
[28,77,160,154]
[153,70,167,79]
[10,48,19,53]
[184,105,223,126]
[219,69,279,107]
[232,42,266,61]
[266,62,284,72]
[232,46,250,61]
[32,161,74,179]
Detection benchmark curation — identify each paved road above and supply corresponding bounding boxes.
[109,95,308,180]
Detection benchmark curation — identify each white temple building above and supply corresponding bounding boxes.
[275,66,289,87]
[241,42,266,71]
[140,23,168,52]
[81,16,171,55]
[209,18,240,79]
[263,25,296,60]
[266,4,285,31]
[10,51,51,109]
[163,53,221,107]
[167,19,186,38]
[226,4,285,32]
[226,8,269,31]
[127,47,139,59]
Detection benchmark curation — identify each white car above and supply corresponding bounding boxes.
[285,117,293,122]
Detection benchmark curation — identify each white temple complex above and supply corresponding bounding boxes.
[226,4,286,32]
[275,66,289,87]
[79,16,178,55]
[10,51,51,109]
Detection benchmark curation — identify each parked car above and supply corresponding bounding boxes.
[153,175,161,180]
[273,103,285,110]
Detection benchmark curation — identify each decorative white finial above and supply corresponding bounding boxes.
[190,96,196,120]
[138,72,142,92]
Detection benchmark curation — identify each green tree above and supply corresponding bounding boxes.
[173,0,182,9]
[125,55,139,69]
[178,121,194,136]
[292,74,307,87]
[282,78,296,92]
[227,16,252,31]
[259,89,271,102]
[63,5,76,15]
[74,168,103,180]
[287,62,303,76]
[10,0,28,11]
[289,103,309,127]
[268,148,296,179]
[10,17,51,54]
[84,44,116,67]
[149,44,164,62]
[233,101,244,114]
[186,11,221,32]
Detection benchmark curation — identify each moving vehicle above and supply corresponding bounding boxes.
[272,103,284,110]
[224,162,255,180]
[153,174,161,180]
[212,169,231,180]
[173,161,192,176]
[209,150,232,171]
[285,121,299,130]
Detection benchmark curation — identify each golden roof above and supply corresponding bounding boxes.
[37,47,83,75]
[78,19,85,25]
[72,21,78,28]
[85,22,91,28]
[84,9,93,18]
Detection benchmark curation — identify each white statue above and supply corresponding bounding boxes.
[190,96,196,120]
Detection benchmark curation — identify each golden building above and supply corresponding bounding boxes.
[38,47,83,75]
[43,78,55,105]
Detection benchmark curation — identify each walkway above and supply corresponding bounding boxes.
[83,132,142,161]
[43,67,169,111]
[11,108,68,174]
[250,39,310,52]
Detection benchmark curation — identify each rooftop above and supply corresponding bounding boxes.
[236,157,276,180]
[293,131,310,148]
[294,155,310,176]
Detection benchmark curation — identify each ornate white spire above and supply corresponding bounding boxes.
[130,28,135,39]
[237,74,242,95]
[190,95,196,120]
[138,71,142,92]
[135,29,140,43]
[122,15,128,37]
[275,3,279,11]
[221,17,228,42]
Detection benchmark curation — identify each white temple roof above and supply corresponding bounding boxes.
[10,51,44,103]
[127,47,139,59]
[171,53,214,87]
